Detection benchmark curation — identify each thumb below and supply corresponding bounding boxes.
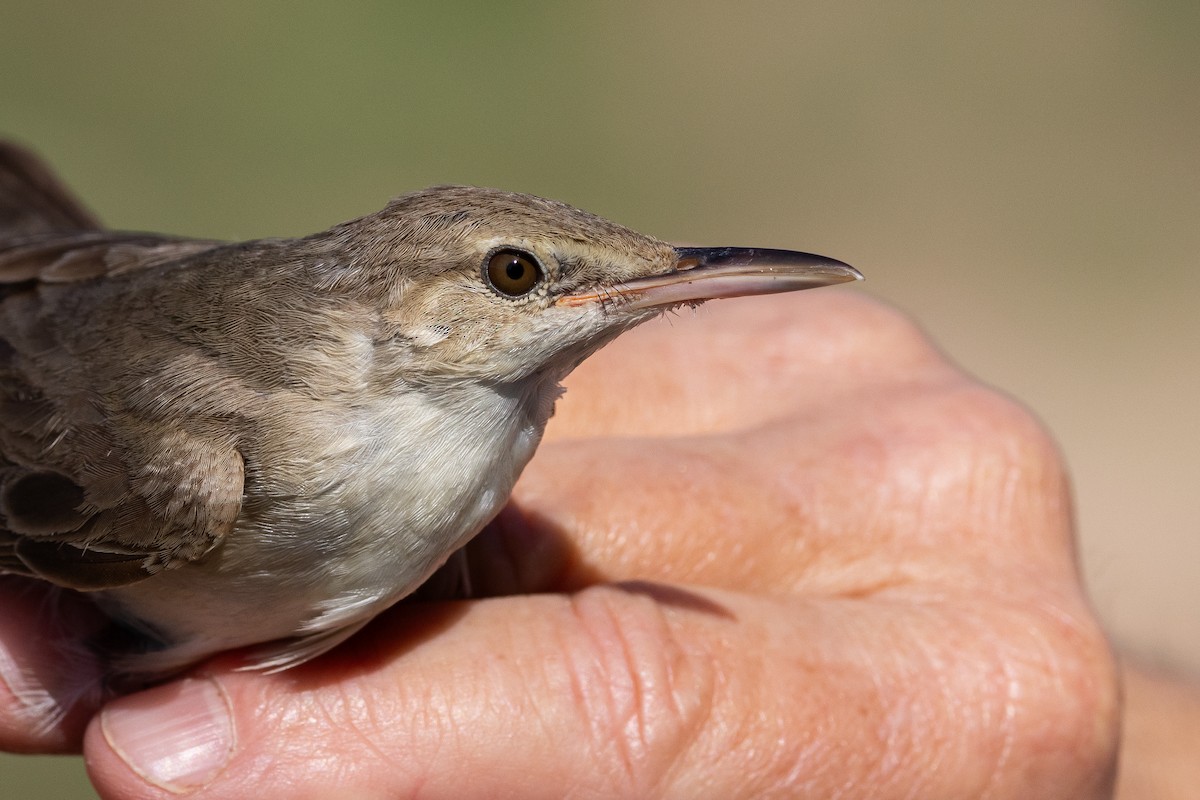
[83,587,773,798]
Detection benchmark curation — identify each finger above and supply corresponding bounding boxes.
[544,292,954,441]
[0,577,108,752]
[83,584,1116,799]
[466,375,1074,598]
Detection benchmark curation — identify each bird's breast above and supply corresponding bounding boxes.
[103,379,553,659]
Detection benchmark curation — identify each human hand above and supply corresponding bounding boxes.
[1,293,1119,798]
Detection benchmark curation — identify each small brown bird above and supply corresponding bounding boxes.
[0,141,860,679]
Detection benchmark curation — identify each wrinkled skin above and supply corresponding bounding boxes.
[0,293,1118,798]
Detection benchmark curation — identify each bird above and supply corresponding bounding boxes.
[0,140,861,680]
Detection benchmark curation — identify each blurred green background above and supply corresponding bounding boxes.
[2,2,1197,796]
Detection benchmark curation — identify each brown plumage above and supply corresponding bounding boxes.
[0,140,859,679]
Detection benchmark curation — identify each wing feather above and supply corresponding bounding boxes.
[0,140,100,236]
[0,141,244,590]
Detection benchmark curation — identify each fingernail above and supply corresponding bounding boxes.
[102,677,235,793]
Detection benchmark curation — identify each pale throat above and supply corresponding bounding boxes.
[324,370,561,560]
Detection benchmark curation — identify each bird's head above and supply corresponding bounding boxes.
[312,186,861,389]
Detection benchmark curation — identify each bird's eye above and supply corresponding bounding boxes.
[485,249,543,298]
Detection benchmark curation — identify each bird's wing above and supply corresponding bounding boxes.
[0,140,227,284]
[0,230,229,285]
[0,140,245,590]
[0,432,246,591]
[0,140,101,236]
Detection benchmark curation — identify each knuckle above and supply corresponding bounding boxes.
[980,600,1120,793]
[819,293,953,377]
[822,377,1077,569]
[565,585,716,795]
[902,383,1071,543]
[936,383,1064,480]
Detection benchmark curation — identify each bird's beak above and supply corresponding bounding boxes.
[557,247,863,310]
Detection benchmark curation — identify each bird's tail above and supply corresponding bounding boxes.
[0,139,102,238]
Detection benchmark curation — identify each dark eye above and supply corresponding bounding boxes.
[485,249,543,297]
